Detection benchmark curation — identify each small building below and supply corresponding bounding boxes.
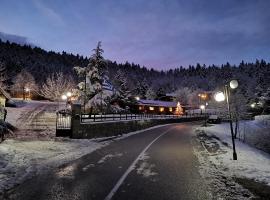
[0,87,11,107]
[134,99,185,115]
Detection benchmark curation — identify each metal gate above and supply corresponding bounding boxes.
[56,110,71,137]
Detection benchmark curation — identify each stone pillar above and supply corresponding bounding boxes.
[71,103,81,138]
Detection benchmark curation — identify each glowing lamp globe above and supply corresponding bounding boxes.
[200,105,205,110]
[230,80,238,89]
[135,96,140,101]
[66,92,72,97]
[214,91,225,102]
[61,95,67,100]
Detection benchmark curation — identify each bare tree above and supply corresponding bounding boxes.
[12,70,37,100]
[40,72,75,101]
[174,87,193,105]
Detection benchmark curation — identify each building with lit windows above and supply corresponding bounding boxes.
[134,99,185,115]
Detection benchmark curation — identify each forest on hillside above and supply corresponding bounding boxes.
[0,39,269,110]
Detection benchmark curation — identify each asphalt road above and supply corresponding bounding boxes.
[4,123,210,200]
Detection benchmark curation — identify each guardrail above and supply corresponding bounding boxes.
[80,113,207,123]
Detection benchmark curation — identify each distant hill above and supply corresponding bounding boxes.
[0,39,269,102]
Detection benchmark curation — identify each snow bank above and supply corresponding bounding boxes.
[254,115,270,127]
[194,123,270,186]
[0,138,107,193]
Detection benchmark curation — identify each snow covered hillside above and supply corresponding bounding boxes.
[193,121,270,199]
[6,100,64,139]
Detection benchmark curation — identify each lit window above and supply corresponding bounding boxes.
[169,107,173,112]
[139,106,143,110]
[159,107,164,112]
[149,107,154,111]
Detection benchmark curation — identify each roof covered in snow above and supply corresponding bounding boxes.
[137,99,178,107]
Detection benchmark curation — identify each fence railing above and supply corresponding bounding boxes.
[56,112,71,129]
[80,113,206,123]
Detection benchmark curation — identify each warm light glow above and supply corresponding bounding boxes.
[230,80,238,89]
[169,107,173,112]
[61,95,67,100]
[25,87,30,92]
[135,96,140,101]
[200,105,205,110]
[149,107,154,111]
[251,103,256,108]
[159,107,164,112]
[214,91,225,102]
[66,92,72,97]
[139,106,143,110]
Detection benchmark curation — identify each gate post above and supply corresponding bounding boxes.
[71,103,82,138]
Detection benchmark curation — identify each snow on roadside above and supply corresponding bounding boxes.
[0,138,108,193]
[0,123,171,194]
[193,122,270,199]
[199,123,270,185]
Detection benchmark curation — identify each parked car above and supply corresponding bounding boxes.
[207,115,221,124]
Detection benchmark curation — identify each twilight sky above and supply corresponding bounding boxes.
[0,0,270,70]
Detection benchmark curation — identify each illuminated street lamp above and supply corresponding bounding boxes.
[25,87,30,100]
[200,105,205,110]
[135,96,140,101]
[250,103,256,108]
[66,92,72,97]
[61,94,67,100]
[214,80,238,160]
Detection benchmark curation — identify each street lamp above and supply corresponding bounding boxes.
[66,92,72,97]
[200,105,205,110]
[214,80,238,160]
[135,96,140,101]
[25,87,30,100]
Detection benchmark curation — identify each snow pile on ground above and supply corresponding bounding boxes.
[238,117,270,153]
[0,138,108,193]
[193,122,270,199]
[254,115,270,126]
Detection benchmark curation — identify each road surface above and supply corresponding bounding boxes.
[4,123,211,200]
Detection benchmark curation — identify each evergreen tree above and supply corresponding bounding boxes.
[74,41,108,102]
[156,87,166,100]
[0,61,8,89]
[145,87,157,100]
[113,69,131,104]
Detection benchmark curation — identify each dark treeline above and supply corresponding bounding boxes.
[0,39,269,103]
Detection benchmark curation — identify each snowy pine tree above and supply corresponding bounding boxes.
[113,69,131,104]
[74,42,108,109]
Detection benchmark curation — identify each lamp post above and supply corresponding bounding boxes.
[214,80,238,160]
[25,87,30,100]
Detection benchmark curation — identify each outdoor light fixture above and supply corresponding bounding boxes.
[61,95,67,100]
[229,80,239,89]
[200,105,205,110]
[149,107,154,111]
[25,87,30,92]
[135,96,140,101]
[66,92,72,97]
[214,91,225,102]
[251,103,256,108]
[159,107,164,112]
[215,81,239,160]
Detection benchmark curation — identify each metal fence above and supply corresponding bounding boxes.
[81,113,206,123]
[56,112,71,129]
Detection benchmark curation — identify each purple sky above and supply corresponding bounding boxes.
[0,0,270,70]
